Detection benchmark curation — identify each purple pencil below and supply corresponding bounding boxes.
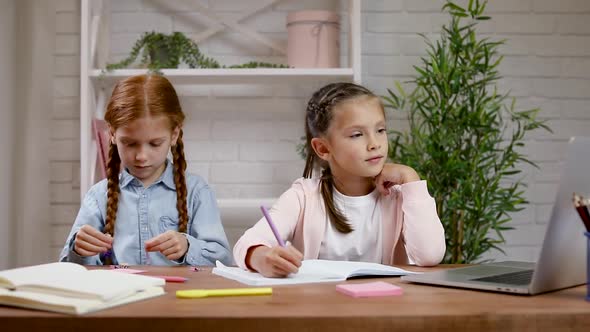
[260,206,286,247]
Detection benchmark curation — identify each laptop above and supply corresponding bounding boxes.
[401,136,589,295]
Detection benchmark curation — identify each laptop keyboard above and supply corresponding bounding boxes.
[470,270,534,285]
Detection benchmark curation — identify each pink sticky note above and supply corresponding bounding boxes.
[336,281,403,298]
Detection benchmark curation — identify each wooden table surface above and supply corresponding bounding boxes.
[1,265,589,332]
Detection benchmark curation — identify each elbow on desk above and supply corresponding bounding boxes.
[409,243,446,267]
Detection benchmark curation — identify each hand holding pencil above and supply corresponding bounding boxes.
[244,206,303,278]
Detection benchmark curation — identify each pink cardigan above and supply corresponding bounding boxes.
[233,178,446,270]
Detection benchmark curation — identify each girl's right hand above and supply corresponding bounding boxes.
[247,244,303,278]
[73,225,113,257]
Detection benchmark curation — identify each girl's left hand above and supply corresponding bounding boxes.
[374,163,420,195]
[145,230,189,261]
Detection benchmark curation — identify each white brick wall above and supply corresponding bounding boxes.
[51,0,81,256]
[49,0,590,262]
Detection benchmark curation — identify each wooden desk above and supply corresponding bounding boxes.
[0,265,589,332]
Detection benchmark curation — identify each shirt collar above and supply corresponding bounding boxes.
[119,159,176,190]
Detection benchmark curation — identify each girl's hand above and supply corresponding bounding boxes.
[374,163,420,195]
[145,230,189,261]
[74,225,113,256]
[246,244,303,278]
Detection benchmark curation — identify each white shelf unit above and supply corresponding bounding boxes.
[89,68,356,85]
[80,0,362,201]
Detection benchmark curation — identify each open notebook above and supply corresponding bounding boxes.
[213,260,417,286]
[0,262,165,315]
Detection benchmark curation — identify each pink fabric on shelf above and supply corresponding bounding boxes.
[92,118,110,181]
[287,10,340,68]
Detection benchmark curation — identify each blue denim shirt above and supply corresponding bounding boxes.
[59,160,233,266]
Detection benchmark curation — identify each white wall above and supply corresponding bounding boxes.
[4,0,54,268]
[0,0,16,269]
[49,0,590,262]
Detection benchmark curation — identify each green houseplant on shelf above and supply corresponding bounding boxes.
[105,31,286,71]
[384,0,551,263]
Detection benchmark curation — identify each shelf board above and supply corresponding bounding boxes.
[89,68,355,85]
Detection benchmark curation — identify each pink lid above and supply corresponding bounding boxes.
[287,10,339,24]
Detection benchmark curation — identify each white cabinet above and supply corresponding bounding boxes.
[79,0,362,198]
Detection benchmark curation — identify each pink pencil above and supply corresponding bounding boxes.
[145,243,151,265]
[148,275,188,283]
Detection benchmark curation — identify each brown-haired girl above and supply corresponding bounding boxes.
[60,74,232,266]
[233,82,445,277]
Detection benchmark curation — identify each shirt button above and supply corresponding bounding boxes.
[142,194,146,198]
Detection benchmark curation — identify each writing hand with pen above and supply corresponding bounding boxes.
[246,244,303,278]
[245,206,303,278]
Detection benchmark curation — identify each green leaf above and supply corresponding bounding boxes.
[443,2,466,13]
[451,12,469,18]
[104,31,287,71]
[382,0,552,263]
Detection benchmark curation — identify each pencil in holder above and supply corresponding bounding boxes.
[586,232,590,301]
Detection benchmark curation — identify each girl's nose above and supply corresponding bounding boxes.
[367,135,380,151]
[135,146,148,161]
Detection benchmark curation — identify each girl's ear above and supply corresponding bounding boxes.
[310,137,331,162]
[171,126,181,146]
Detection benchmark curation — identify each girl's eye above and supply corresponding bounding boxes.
[350,133,362,138]
[378,128,387,134]
[150,143,163,147]
[125,142,137,147]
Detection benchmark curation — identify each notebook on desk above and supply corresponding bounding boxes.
[213,260,416,286]
[402,136,589,295]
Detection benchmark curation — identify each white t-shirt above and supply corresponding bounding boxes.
[318,187,383,263]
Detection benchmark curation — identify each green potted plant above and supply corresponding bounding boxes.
[385,0,551,263]
[106,31,286,71]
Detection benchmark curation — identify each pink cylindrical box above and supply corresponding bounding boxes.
[286,10,340,68]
